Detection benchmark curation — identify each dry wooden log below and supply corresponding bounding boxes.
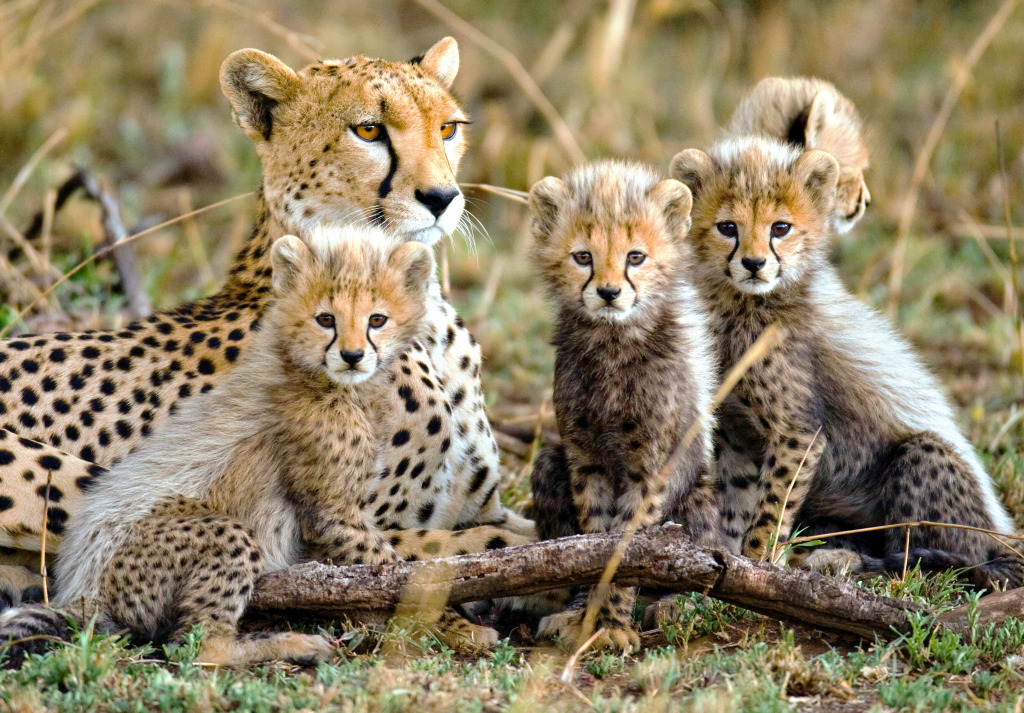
[249,524,929,640]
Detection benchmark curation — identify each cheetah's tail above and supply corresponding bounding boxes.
[865,548,1024,591]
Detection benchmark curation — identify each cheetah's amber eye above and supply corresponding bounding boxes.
[626,251,646,266]
[440,122,458,141]
[716,221,738,239]
[572,251,592,266]
[315,313,335,328]
[770,221,792,238]
[368,314,388,329]
[353,124,382,141]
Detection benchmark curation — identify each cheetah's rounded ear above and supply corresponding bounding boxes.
[220,49,301,143]
[270,235,312,294]
[805,90,837,148]
[648,179,693,241]
[528,176,568,243]
[391,241,436,294]
[670,149,714,202]
[415,37,459,90]
[795,149,840,211]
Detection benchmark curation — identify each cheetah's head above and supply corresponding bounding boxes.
[270,226,434,385]
[671,137,838,296]
[529,160,693,324]
[221,38,467,246]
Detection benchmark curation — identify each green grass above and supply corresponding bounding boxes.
[4,0,1024,710]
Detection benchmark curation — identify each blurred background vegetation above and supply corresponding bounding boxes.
[2,0,1024,512]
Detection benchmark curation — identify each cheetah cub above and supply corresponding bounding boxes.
[1,225,490,667]
[671,137,1020,588]
[726,76,871,234]
[528,160,721,653]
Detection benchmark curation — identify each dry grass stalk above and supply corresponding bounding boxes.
[785,520,1024,563]
[0,131,65,217]
[576,323,785,648]
[202,0,321,62]
[40,469,52,605]
[0,191,254,338]
[885,0,1020,316]
[560,627,607,685]
[996,121,1024,385]
[0,1,102,77]
[178,189,216,288]
[472,256,504,327]
[769,426,822,564]
[902,526,911,581]
[412,0,586,165]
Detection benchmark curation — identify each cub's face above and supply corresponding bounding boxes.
[671,139,838,296]
[529,162,692,323]
[222,38,468,246]
[270,231,433,384]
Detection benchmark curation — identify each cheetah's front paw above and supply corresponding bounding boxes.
[538,608,639,654]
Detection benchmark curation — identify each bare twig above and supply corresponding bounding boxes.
[886,0,1020,315]
[74,170,152,318]
[412,0,586,165]
[249,524,928,641]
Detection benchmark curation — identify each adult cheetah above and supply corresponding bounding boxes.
[0,37,533,607]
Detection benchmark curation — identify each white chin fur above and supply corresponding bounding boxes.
[733,276,777,295]
[328,368,374,385]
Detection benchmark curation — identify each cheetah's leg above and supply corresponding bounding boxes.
[101,501,332,667]
[0,429,101,552]
[742,429,825,562]
[713,436,761,555]
[876,432,1023,588]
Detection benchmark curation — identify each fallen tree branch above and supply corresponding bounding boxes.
[250,524,928,640]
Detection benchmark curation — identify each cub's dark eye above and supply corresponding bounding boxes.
[716,221,738,238]
[315,313,335,328]
[770,221,792,238]
[440,122,458,141]
[368,314,388,329]
[353,124,382,141]
[626,251,646,266]
[572,251,592,266]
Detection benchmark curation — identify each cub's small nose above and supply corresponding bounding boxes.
[741,257,766,273]
[340,350,364,367]
[415,187,460,218]
[596,286,621,304]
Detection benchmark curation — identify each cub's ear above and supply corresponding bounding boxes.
[528,176,568,242]
[415,37,459,89]
[270,235,312,294]
[670,149,714,202]
[391,241,436,293]
[648,179,693,240]
[220,49,300,142]
[804,89,836,147]
[795,149,840,210]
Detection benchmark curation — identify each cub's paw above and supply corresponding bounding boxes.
[280,633,336,666]
[537,608,639,654]
[794,547,862,575]
[434,610,499,652]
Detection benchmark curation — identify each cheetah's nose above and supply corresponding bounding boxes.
[596,286,621,304]
[741,257,766,274]
[340,350,364,367]
[415,187,460,218]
